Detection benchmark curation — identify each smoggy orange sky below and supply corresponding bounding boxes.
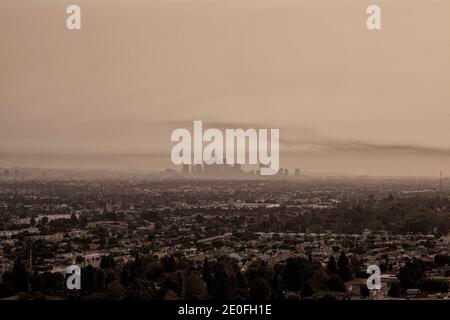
[1,0,450,176]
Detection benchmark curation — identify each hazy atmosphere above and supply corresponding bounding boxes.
[1,0,450,176]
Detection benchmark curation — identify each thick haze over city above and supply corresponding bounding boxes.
[1,0,450,176]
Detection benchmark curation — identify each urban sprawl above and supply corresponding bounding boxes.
[0,166,450,300]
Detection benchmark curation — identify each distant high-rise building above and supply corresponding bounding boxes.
[440,170,443,192]
[182,164,189,175]
[284,169,289,176]
[295,168,301,176]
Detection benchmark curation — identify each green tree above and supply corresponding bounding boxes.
[270,274,284,300]
[397,260,425,289]
[249,277,271,300]
[96,269,106,292]
[416,278,449,293]
[70,213,78,225]
[309,269,329,291]
[284,257,314,291]
[0,273,15,298]
[301,282,313,298]
[82,265,97,295]
[12,259,28,292]
[202,258,209,281]
[326,256,338,275]
[388,281,401,297]
[337,252,353,282]
[124,278,159,300]
[183,273,207,300]
[100,255,116,270]
[205,256,240,299]
[40,216,49,225]
[105,280,125,300]
[360,284,370,298]
[42,271,63,294]
[327,274,346,292]
[30,272,45,293]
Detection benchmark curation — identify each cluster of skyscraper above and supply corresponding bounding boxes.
[180,163,302,179]
[0,168,26,179]
[181,163,243,178]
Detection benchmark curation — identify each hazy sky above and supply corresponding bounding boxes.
[1,0,450,176]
